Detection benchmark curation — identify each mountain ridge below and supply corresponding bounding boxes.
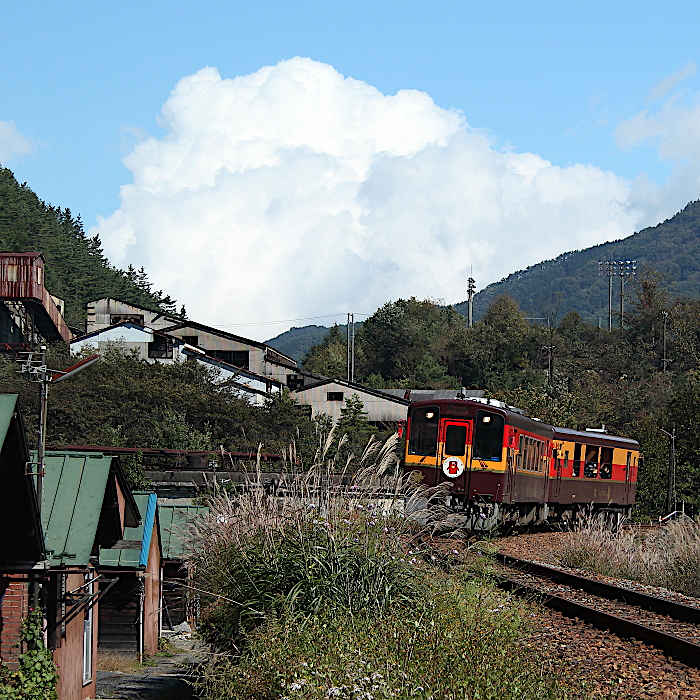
[267,200,700,360]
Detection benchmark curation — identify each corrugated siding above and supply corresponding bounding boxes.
[159,505,208,560]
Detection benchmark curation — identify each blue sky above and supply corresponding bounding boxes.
[2,2,699,335]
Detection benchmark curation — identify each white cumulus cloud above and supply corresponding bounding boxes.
[96,58,665,338]
[0,121,32,162]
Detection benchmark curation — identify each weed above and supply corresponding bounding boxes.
[555,514,700,596]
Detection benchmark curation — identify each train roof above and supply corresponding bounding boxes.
[551,426,639,448]
[409,398,639,447]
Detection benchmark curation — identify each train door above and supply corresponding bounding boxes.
[624,451,632,503]
[552,447,562,499]
[437,419,472,495]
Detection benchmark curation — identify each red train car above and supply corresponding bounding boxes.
[402,398,640,530]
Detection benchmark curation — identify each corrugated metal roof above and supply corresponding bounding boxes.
[41,451,114,566]
[0,394,18,447]
[158,504,208,561]
[99,492,158,568]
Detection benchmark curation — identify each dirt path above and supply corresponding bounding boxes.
[96,637,206,700]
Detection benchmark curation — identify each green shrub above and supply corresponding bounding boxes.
[194,572,567,700]
[0,608,58,700]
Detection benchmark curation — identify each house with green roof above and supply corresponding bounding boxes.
[36,448,140,699]
[159,503,208,628]
[97,492,162,659]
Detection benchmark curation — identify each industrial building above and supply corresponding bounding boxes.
[0,252,72,348]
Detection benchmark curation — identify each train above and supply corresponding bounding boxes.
[401,397,641,531]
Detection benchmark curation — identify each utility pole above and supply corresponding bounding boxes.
[660,427,676,514]
[350,313,355,382]
[346,313,355,382]
[467,272,476,328]
[346,313,350,381]
[18,351,100,517]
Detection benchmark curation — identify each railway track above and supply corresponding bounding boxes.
[491,553,700,667]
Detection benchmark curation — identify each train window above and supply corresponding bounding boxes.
[564,450,569,474]
[444,425,467,456]
[36,266,43,285]
[473,411,504,461]
[584,445,599,478]
[408,407,439,457]
[572,443,582,477]
[537,441,543,472]
[516,435,524,468]
[600,447,613,479]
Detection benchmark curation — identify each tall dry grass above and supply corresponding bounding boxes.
[555,514,700,597]
[185,431,458,650]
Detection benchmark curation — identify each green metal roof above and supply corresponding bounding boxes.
[158,504,208,560]
[0,394,18,448]
[40,451,114,566]
[99,492,158,568]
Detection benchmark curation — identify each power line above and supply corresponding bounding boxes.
[191,312,373,328]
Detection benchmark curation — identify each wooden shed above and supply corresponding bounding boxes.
[40,449,140,700]
[98,493,162,659]
[0,394,45,668]
[158,503,208,628]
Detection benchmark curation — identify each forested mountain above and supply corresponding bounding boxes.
[270,201,700,360]
[457,200,700,323]
[266,325,336,363]
[0,167,177,330]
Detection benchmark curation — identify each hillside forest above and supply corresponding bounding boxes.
[0,167,181,329]
[304,290,700,516]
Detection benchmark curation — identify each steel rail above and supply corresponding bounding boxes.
[494,575,700,668]
[494,553,700,624]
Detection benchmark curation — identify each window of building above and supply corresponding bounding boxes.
[584,445,599,478]
[444,424,467,456]
[473,411,504,461]
[408,406,439,457]
[209,349,249,368]
[148,335,174,359]
[82,574,93,683]
[600,447,613,479]
[111,313,144,326]
[572,443,582,477]
[5,264,17,282]
[182,335,198,346]
[327,391,344,401]
[287,374,305,390]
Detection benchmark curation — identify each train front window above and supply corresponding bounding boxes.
[408,407,439,457]
[444,425,467,456]
[473,411,504,461]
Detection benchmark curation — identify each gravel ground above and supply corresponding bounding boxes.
[491,532,700,698]
[96,637,205,700]
[521,604,700,699]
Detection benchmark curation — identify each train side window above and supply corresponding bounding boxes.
[407,407,439,457]
[626,451,631,476]
[564,450,569,474]
[445,425,467,456]
[537,441,544,472]
[600,447,613,479]
[572,443,582,477]
[584,445,599,478]
[523,438,531,470]
[473,411,505,461]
